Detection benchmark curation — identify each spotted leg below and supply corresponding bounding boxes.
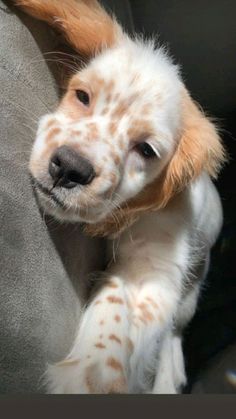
[128,273,183,394]
[46,276,132,394]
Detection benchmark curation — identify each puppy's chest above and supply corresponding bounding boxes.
[106,213,187,284]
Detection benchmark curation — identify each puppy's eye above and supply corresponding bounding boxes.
[75,89,90,106]
[135,142,157,159]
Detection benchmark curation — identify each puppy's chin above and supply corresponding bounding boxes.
[33,183,109,225]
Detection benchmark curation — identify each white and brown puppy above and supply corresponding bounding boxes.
[15,0,225,393]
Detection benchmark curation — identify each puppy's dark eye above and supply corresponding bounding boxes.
[75,89,90,106]
[135,142,157,159]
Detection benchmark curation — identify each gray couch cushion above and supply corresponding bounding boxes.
[0,1,104,393]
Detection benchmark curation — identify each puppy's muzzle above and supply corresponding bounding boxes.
[49,145,96,189]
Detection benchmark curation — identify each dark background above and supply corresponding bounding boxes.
[105,0,236,390]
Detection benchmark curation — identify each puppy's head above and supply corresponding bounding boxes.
[30,40,224,234]
[30,12,225,236]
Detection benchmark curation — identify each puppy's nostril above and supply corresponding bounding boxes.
[49,145,95,189]
[51,155,61,167]
[67,170,85,184]
[49,159,62,181]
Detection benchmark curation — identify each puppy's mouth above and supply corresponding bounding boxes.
[31,177,68,209]
[30,176,113,224]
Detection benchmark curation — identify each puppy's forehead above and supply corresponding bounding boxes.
[70,72,159,136]
[67,42,182,139]
[86,40,181,98]
[72,67,150,106]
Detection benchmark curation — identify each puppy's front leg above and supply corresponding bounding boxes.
[47,276,131,394]
[128,271,183,394]
[151,331,178,394]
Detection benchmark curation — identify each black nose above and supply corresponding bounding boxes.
[49,145,95,188]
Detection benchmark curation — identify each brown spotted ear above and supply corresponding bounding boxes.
[159,87,226,207]
[15,0,123,57]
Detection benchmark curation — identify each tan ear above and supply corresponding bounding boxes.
[15,0,123,56]
[159,87,226,207]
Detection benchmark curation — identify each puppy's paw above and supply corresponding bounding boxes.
[46,356,128,394]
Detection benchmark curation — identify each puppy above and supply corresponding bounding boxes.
[14,0,225,393]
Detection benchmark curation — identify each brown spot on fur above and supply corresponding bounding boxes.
[92,76,105,90]
[109,121,117,136]
[94,300,102,305]
[126,338,134,353]
[118,135,126,150]
[106,376,128,393]
[138,315,148,324]
[46,118,57,129]
[85,363,127,394]
[104,79,115,97]
[107,296,124,304]
[113,93,120,102]
[101,106,110,116]
[105,93,112,103]
[106,357,123,372]
[111,151,121,165]
[110,173,117,185]
[71,129,81,136]
[138,302,148,310]
[107,281,118,289]
[87,122,99,140]
[85,365,97,393]
[95,342,106,349]
[138,302,155,322]
[145,296,158,309]
[100,320,105,325]
[114,315,121,322]
[111,100,128,120]
[141,104,152,116]
[45,127,61,142]
[109,334,122,345]
[127,120,153,141]
[111,94,139,120]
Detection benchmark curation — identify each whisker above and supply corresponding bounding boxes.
[3,99,43,124]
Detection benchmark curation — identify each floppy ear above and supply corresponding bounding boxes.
[159,87,226,207]
[15,0,123,57]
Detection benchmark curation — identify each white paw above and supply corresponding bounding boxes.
[46,356,128,394]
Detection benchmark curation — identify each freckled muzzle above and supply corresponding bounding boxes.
[49,145,96,188]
